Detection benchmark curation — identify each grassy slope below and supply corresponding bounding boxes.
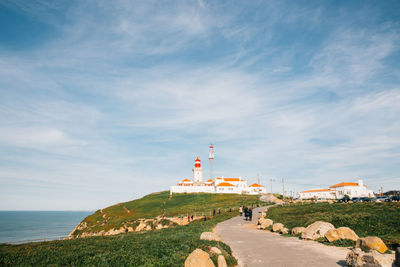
[0,214,237,267]
[78,191,261,235]
[265,202,400,249]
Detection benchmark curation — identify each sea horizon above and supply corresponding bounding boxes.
[0,211,92,244]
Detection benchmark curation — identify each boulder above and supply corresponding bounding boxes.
[280,227,289,234]
[200,232,221,241]
[356,236,388,254]
[210,247,222,254]
[291,227,306,236]
[185,249,215,267]
[346,248,395,267]
[145,225,152,231]
[217,255,227,267]
[258,218,273,229]
[325,227,359,242]
[301,221,335,240]
[272,223,284,232]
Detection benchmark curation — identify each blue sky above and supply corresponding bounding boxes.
[0,0,399,210]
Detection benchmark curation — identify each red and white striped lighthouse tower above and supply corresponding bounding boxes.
[193,157,203,184]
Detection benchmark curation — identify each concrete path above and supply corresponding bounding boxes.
[214,206,349,267]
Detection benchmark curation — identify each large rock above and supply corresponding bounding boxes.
[185,249,215,267]
[217,255,227,267]
[291,227,306,236]
[346,248,395,267]
[258,217,273,229]
[301,221,335,240]
[356,236,388,254]
[200,232,221,241]
[272,223,284,232]
[325,227,359,242]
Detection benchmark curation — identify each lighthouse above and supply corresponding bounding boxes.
[193,157,203,184]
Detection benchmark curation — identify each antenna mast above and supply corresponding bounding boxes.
[208,144,215,179]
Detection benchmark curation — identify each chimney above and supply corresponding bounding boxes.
[358,180,364,187]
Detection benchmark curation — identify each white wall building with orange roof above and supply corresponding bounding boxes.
[299,179,374,199]
[170,157,266,195]
[330,180,374,198]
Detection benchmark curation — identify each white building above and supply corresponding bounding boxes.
[299,180,374,199]
[170,157,266,195]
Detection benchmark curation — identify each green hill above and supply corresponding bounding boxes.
[71,191,262,238]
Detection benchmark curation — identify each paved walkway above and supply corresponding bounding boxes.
[214,206,349,267]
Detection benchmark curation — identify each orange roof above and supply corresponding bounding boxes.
[329,182,358,188]
[195,157,200,161]
[301,188,332,193]
[223,178,240,182]
[181,179,191,182]
[249,183,263,187]
[217,182,235,187]
[206,179,213,182]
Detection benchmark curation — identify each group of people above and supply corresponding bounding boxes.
[239,206,253,221]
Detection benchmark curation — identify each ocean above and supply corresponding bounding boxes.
[0,211,92,244]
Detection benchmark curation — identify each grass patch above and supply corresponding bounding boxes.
[0,214,237,266]
[265,202,400,249]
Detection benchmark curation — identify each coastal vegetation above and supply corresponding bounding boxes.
[72,191,261,237]
[0,214,237,266]
[265,202,400,249]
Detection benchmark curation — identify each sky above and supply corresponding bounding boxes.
[0,0,399,210]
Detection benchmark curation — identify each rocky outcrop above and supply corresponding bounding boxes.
[217,255,227,267]
[272,223,284,232]
[200,232,221,241]
[324,227,359,242]
[346,248,395,267]
[185,249,215,267]
[356,236,388,254]
[291,227,306,236]
[258,217,273,229]
[135,221,147,232]
[68,216,188,239]
[301,221,335,240]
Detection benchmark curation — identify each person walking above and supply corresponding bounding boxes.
[218,208,221,215]
[187,215,190,222]
[191,215,194,221]
[249,208,253,221]
[239,206,243,216]
[213,209,216,216]
[244,207,248,221]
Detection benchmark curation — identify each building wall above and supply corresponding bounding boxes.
[299,191,335,199]
[334,186,374,198]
